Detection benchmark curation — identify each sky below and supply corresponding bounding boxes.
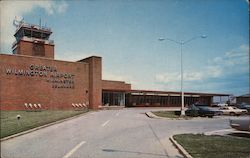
[0,0,249,96]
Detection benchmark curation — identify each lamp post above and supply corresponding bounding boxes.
[158,35,207,116]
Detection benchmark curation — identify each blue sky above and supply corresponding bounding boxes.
[1,0,249,96]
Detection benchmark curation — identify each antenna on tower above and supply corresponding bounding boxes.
[39,18,41,27]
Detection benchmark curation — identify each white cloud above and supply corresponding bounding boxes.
[203,44,248,78]
[154,44,249,92]
[213,57,223,63]
[225,50,247,58]
[0,1,68,51]
[184,72,203,81]
[225,44,248,58]
[57,1,68,14]
[155,71,203,84]
[206,66,222,78]
[208,44,248,68]
[213,44,249,73]
[155,72,179,83]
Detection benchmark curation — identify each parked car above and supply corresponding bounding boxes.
[211,103,228,107]
[219,106,247,116]
[229,117,250,131]
[238,103,250,113]
[186,104,222,118]
[217,103,228,107]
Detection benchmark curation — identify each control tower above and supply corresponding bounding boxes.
[12,19,54,59]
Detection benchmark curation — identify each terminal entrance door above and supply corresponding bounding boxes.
[102,91,125,106]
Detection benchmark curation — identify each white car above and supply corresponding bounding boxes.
[217,103,228,107]
[219,106,248,116]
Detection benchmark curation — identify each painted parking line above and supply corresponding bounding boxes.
[102,120,110,127]
[63,141,86,158]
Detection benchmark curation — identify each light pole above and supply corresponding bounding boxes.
[158,35,207,116]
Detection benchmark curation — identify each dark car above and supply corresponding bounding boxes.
[238,103,250,114]
[230,117,250,131]
[185,104,222,118]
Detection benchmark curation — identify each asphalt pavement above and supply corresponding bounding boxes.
[1,108,233,158]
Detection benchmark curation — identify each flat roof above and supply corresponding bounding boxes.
[237,94,250,97]
[128,89,230,96]
[14,23,52,35]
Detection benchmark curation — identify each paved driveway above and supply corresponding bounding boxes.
[1,108,232,158]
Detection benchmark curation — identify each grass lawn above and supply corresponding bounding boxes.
[173,134,250,158]
[1,110,88,138]
[152,111,184,118]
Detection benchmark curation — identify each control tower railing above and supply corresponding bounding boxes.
[15,22,51,32]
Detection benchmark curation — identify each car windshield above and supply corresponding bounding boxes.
[243,105,250,108]
[188,104,199,110]
[241,102,247,105]
[195,104,209,107]
[220,107,229,110]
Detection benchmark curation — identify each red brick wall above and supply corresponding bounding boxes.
[17,40,54,59]
[44,44,54,59]
[18,41,32,56]
[0,54,89,110]
[102,80,131,91]
[78,56,102,110]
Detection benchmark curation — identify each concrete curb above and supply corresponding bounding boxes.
[1,111,90,142]
[100,106,125,110]
[145,111,191,120]
[169,135,193,158]
[146,111,223,120]
[145,112,161,119]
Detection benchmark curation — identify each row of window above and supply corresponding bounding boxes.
[127,95,210,106]
[102,91,211,106]
[102,92,125,106]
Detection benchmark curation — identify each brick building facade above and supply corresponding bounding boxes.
[0,54,90,110]
[0,21,229,110]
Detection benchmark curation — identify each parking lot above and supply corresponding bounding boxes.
[1,108,249,158]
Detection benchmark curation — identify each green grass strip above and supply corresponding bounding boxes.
[1,110,88,138]
[173,134,250,158]
[152,111,180,118]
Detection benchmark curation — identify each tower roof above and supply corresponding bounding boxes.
[12,20,54,58]
[14,22,52,41]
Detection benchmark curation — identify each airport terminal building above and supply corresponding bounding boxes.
[0,22,229,110]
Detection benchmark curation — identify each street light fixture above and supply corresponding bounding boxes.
[158,35,207,116]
